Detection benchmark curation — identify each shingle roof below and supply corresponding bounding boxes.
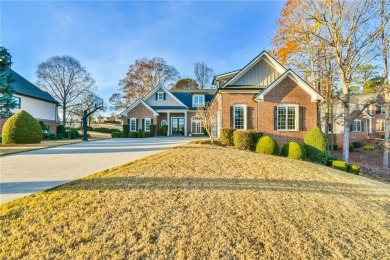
[171,90,215,110]
[7,68,59,104]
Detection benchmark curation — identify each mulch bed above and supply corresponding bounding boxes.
[332,139,390,183]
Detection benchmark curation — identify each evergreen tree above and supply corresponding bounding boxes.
[0,46,16,118]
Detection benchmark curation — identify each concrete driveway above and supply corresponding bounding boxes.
[0,137,194,204]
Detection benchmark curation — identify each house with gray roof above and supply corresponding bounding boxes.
[0,68,59,134]
[121,85,215,136]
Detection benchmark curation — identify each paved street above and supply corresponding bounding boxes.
[0,137,193,204]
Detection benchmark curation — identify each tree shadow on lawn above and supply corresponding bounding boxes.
[51,176,390,199]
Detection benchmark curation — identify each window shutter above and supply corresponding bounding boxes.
[136,119,139,131]
[155,93,158,100]
[244,105,248,130]
[299,106,304,131]
[151,119,153,125]
[127,118,130,125]
[142,119,145,131]
[274,106,277,130]
[230,106,234,128]
[361,121,365,132]
[163,93,167,100]
[349,123,353,132]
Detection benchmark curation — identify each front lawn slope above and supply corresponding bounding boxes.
[1,144,389,259]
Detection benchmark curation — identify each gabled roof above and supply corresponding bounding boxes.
[255,69,324,102]
[7,68,59,104]
[220,51,287,88]
[213,70,240,85]
[350,104,373,118]
[121,99,159,116]
[143,84,188,108]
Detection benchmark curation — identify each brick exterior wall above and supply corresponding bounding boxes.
[219,77,320,147]
[125,103,157,133]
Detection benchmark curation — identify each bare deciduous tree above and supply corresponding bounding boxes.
[194,62,214,89]
[111,57,180,110]
[196,101,218,143]
[303,0,384,163]
[36,55,96,125]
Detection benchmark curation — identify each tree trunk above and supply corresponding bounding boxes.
[342,94,350,163]
[62,105,66,126]
[384,102,389,170]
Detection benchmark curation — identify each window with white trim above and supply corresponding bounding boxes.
[376,119,385,132]
[277,105,298,130]
[161,120,167,126]
[193,95,205,107]
[350,119,362,132]
[144,118,152,132]
[129,118,137,132]
[233,105,246,130]
[377,104,385,114]
[157,92,164,100]
[191,116,205,134]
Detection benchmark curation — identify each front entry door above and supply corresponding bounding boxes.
[171,118,185,135]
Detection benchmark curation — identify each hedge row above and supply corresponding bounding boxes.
[220,128,262,150]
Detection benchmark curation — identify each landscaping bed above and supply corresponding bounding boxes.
[1,144,389,259]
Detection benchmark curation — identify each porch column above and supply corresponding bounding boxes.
[184,110,188,136]
[167,112,170,136]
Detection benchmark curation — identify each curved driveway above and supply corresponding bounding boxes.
[0,137,193,204]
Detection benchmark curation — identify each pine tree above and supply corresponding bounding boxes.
[0,46,16,118]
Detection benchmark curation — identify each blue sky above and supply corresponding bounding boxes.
[1,1,285,108]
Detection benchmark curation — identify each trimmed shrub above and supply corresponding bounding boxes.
[332,160,348,172]
[347,164,361,175]
[122,125,130,137]
[112,132,124,138]
[137,129,143,138]
[326,155,338,166]
[93,127,121,134]
[50,134,57,140]
[352,141,362,148]
[281,141,307,160]
[304,127,328,164]
[129,132,138,138]
[56,134,64,140]
[363,145,375,151]
[251,132,263,149]
[349,145,354,152]
[220,128,236,146]
[2,110,42,144]
[256,135,279,155]
[233,130,253,150]
[161,125,168,136]
[149,125,156,137]
[56,125,67,136]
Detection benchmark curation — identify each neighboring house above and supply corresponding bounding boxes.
[121,87,215,136]
[0,68,59,134]
[326,94,387,146]
[213,51,323,146]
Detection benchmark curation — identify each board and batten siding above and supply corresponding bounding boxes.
[232,60,280,87]
[12,94,57,121]
[145,88,183,107]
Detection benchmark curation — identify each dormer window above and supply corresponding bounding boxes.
[193,94,205,107]
[157,92,165,100]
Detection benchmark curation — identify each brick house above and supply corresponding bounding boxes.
[327,94,387,147]
[121,85,214,136]
[0,68,59,134]
[213,51,323,146]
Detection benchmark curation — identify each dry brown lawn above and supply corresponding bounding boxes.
[1,144,390,259]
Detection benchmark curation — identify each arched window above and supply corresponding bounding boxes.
[161,120,167,126]
[191,116,205,134]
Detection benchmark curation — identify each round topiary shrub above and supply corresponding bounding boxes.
[281,141,307,160]
[255,135,279,155]
[56,125,66,136]
[303,127,328,164]
[2,110,42,144]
